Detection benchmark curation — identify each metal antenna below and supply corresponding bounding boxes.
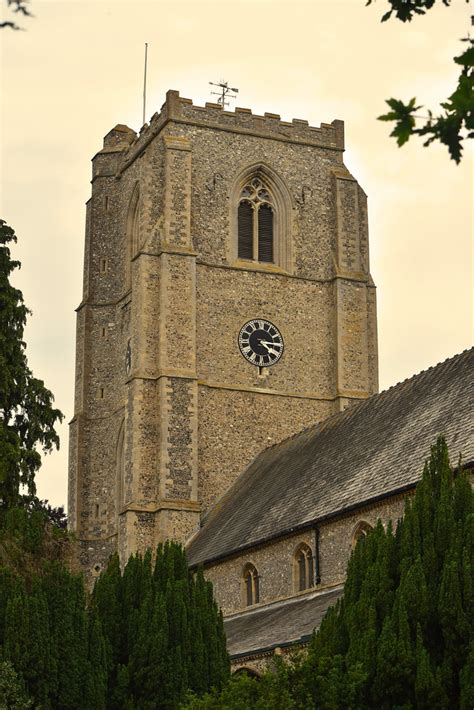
[209,80,239,108]
[142,43,148,126]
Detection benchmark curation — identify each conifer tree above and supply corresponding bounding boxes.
[182,437,473,709]
[0,660,32,709]
[0,511,107,709]
[301,436,473,709]
[92,541,230,709]
[0,220,63,509]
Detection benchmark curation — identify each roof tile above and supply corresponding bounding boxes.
[188,349,474,566]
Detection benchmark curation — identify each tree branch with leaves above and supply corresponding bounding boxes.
[367,0,474,162]
[0,0,32,30]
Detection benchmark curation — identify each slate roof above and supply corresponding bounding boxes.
[224,586,343,658]
[188,349,474,567]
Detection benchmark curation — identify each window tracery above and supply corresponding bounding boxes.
[231,164,293,271]
[238,177,274,263]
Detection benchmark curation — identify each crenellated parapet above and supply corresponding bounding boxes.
[93,90,345,178]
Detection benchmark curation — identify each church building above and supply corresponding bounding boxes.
[68,90,472,670]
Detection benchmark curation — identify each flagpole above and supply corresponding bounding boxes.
[142,43,148,126]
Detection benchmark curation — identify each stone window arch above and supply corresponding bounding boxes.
[351,521,373,549]
[293,543,314,592]
[242,563,260,607]
[230,164,293,271]
[125,183,141,287]
[238,177,274,262]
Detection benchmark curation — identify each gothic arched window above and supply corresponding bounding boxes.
[238,178,274,263]
[351,521,373,549]
[294,543,314,592]
[242,563,260,606]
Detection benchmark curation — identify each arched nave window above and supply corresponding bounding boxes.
[351,521,373,549]
[294,543,314,592]
[242,563,260,607]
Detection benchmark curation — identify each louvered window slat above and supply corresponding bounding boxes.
[258,204,274,262]
[238,201,253,259]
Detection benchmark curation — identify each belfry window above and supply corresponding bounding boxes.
[238,178,274,263]
[243,563,260,606]
[294,544,314,592]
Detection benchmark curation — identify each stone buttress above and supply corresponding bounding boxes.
[68,90,378,576]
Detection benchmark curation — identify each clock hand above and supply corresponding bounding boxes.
[257,340,280,357]
[257,339,271,352]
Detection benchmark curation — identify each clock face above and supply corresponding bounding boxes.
[238,319,284,367]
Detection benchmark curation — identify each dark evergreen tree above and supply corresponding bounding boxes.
[301,436,474,709]
[0,509,107,709]
[92,540,230,709]
[0,220,63,510]
[182,437,473,710]
[0,659,32,709]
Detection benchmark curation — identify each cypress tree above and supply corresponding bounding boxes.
[91,552,125,701]
[0,660,32,709]
[84,604,107,710]
[303,437,473,709]
[459,639,474,709]
[91,541,229,709]
[188,575,206,694]
[181,437,472,710]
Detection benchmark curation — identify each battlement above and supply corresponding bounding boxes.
[171,90,343,147]
[98,90,345,173]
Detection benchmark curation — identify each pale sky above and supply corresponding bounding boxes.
[1,0,473,509]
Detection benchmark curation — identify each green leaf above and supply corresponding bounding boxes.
[454,45,474,68]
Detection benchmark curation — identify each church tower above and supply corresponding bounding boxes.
[68,90,378,574]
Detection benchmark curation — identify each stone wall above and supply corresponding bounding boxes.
[68,89,378,574]
[203,492,408,617]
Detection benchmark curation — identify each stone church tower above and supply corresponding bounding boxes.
[68,90,378,573]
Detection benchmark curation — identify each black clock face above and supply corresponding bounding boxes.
[238,319,284,367]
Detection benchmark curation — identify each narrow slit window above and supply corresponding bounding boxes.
[100,258,108,274]
[243,564,259,606]
[294,544,314,592]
